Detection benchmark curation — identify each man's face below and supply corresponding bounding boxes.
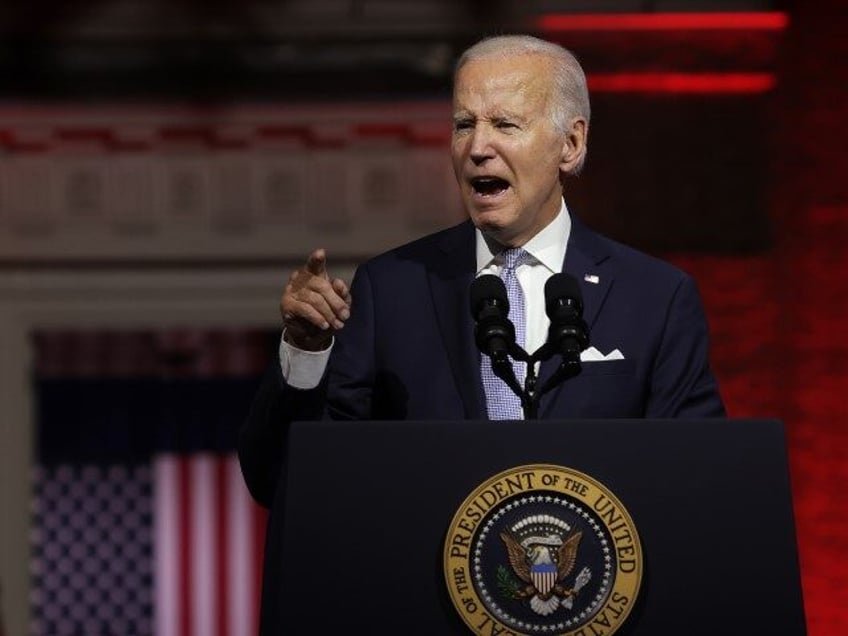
[451,54,577,248]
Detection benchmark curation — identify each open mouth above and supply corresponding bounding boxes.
[470,176,510,197]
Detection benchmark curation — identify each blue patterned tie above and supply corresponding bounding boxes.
[481,248,528,420]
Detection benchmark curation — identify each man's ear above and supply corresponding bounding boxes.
[560,117,588,174]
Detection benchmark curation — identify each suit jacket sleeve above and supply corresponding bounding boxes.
[645,273,725,418]
[238,266,377,507]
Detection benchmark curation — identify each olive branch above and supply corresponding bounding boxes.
[496,565,523,600]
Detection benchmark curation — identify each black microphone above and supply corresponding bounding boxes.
[544,273,589,359]
[469,275,515,361]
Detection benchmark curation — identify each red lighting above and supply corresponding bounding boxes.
[538,12,789,32]
[588,72,776,94]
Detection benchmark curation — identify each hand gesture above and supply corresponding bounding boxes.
[280,248,351,351]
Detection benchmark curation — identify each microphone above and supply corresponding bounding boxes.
[544,273,589,360]
[469,275,515,361]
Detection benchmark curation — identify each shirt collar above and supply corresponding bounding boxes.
[475,199,571,274]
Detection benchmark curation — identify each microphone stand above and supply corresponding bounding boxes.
[521,345,582,420]
[490,350,526,407]
[491,342,583,420]
[474,272,589,420]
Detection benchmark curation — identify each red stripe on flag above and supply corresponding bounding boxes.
[217,456,230,636]
[253,502,268,632]
[179,458,193,636]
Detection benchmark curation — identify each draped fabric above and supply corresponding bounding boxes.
[30,329,273,636]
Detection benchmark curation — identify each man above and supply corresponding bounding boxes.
[240,34,725,629]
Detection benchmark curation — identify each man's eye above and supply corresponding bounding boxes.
[454,121,473,131]
[497,121,518,129]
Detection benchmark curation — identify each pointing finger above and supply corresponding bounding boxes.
[305,248,328,277]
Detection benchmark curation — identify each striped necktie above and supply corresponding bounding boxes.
[481,248,528,420]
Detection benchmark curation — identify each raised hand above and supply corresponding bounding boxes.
[280,248,352,351]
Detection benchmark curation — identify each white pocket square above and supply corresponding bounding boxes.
[580,347,625,362]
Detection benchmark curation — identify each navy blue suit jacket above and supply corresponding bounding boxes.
[240,215,725,507]
[239,215,725,633]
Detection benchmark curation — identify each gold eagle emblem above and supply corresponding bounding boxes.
[500,521,592,616]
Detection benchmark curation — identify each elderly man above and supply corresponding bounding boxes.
[240,35,725,628]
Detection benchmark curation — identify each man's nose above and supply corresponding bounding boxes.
[469,126,495,164]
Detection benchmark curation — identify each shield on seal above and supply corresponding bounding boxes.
[530,562,557,596]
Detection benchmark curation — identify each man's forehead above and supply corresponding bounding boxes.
[453,71,552,116]
[454,55,553,101]
[455,53,553,82]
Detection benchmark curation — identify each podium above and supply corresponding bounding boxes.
[259,419,806,635]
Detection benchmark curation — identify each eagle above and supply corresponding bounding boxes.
[500,529,590,616]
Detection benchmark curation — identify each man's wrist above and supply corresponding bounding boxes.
[283,328,332,352]
[279,331,333,390]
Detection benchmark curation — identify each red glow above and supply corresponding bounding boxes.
[538,12,789,32]
[588,72,776,94]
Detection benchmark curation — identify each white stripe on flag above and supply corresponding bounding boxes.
[227,455,256,636]
[154,455,181,636]
[191,454,217,636]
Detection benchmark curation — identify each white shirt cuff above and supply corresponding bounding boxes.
[278,333,332,390]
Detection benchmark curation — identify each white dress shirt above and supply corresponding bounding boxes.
[475,200,571,369]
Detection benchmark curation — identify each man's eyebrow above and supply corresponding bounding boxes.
[491,111,527,123]
[452,110,526,122]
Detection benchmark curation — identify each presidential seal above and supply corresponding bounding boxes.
[444,465,642,636]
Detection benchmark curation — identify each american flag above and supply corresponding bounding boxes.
[31,329,272,636]
[152,454,266,636]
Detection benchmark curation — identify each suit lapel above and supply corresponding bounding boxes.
[427,221,487,419]
[562,216,614,331]
[539,215,614,417]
